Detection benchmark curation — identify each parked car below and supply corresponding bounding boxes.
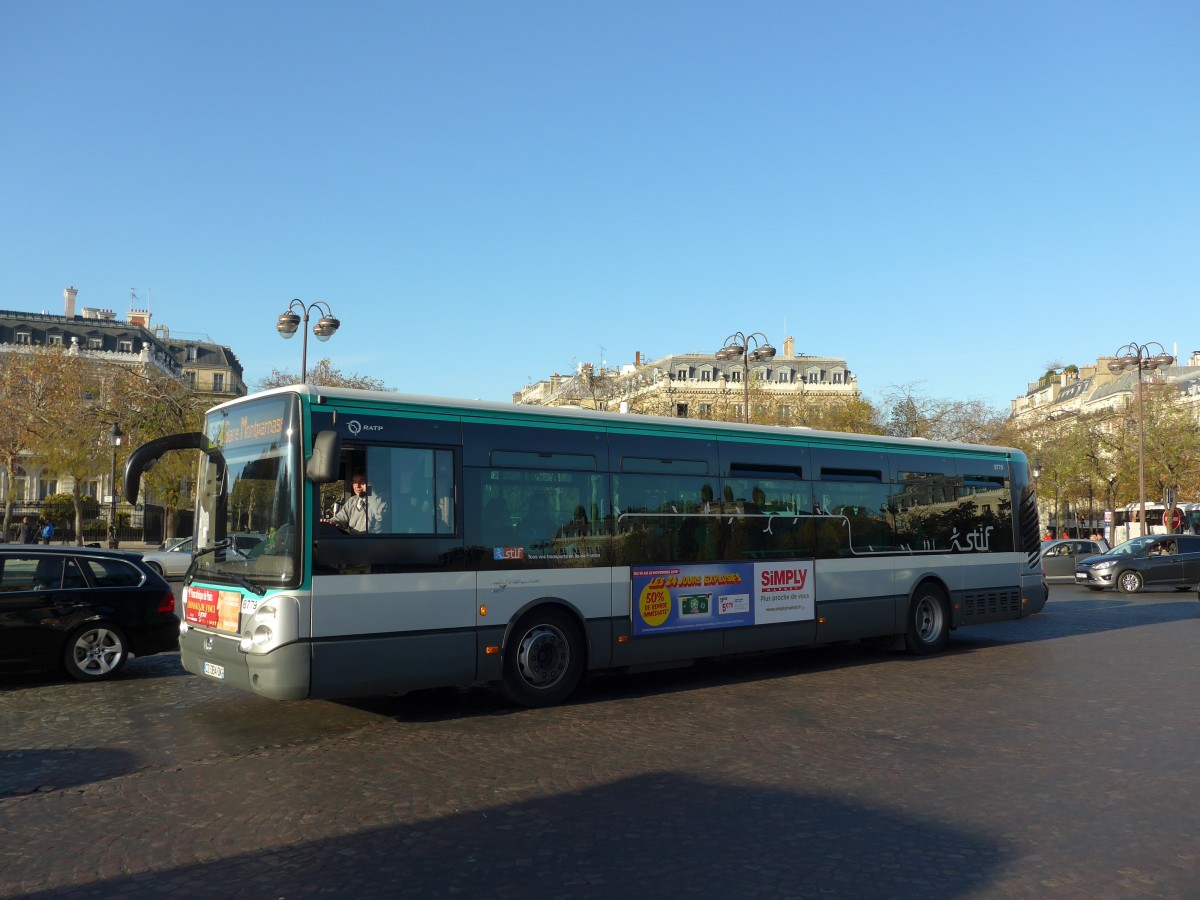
[0,545,179,681]
[139,537,194,579]
[1074,534,1200,593]
[1040,538,1110,581]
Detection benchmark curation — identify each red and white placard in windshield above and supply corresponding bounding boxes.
[184,586,242,632]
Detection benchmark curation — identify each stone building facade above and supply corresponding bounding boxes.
[0,286,247,507]
[515,337,860,420]
[1008,350,1200,426]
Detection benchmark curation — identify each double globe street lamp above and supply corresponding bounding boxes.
[1108,342,1174,538]
[715,332,775,424]
[277,299,340,383]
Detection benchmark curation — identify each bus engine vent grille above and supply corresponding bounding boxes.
[962,589,1022,620]
[1018,486,1042,568]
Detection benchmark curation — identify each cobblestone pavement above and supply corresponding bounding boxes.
[2,583,1199,899]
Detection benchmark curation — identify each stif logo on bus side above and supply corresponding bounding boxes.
[494,547,525,560]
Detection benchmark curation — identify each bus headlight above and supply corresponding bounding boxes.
[239,595,299,655]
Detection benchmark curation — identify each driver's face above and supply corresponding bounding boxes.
[351,477,367,495]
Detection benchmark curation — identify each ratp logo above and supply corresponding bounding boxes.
[346,420,383,436]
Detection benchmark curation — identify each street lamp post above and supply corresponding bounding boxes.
[108,423,122,549]
[1108,342,1174,538]
[1032,459,1043,537]
[276,299,341,383]
[715,332,775,424]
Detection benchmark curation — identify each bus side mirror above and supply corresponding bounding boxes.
[307,430,342,483]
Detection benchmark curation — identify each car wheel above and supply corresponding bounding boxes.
[500,607,585,707]
[63,621,129,681]
[1117,571,1143,594]
[146,561,164,577]
[905,584,949,654]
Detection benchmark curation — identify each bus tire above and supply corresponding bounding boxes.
[501,607,585,708]
[905,584,949,655]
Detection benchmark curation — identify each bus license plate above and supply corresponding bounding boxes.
[202,661,225,680]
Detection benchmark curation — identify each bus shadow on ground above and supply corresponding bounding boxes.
[11,772,1008,899]
[348,595,1200,722]
[954,593,1200,650]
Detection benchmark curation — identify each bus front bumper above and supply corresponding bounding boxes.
[180,628,311,700]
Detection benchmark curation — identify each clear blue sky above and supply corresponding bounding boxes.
[2,1,1196,412]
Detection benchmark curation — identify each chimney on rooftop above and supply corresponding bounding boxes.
[64,286,78,318]
[783,336,795,357]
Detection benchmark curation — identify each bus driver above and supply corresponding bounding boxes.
[322,470,388,534]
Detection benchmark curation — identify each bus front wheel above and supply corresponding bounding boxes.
[501,607,585,707]
[905,585,949,655]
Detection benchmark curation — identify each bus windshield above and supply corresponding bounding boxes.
[193,394,302,588]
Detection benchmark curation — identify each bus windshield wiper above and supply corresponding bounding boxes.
[193,538,232,560]
[215,569,267,597]
[183,538,231,583]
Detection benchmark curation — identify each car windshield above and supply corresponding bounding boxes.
[1105,537,1157,557]
[193,394,302,588]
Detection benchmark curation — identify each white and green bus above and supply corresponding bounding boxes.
[125,385,1046,707]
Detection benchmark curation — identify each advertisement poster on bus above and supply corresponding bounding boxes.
[631,561,815,635]
[184,586,243,632]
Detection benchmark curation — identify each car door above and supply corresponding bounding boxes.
[1041,543,1074,579]
[160,538,193,577]
[1143,539,1183,587]
[0,553,88,668]
[1175,536,1200,586]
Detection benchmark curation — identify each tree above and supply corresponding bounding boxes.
[876,384,1008,444]
[258,358,389,392]
[0,352,52,534]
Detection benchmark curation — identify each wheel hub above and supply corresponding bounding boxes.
[516,626,568,687]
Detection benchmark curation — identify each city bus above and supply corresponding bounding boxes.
[1109,501,1200,544]
[124,385,1046,707]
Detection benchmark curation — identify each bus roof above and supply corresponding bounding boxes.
[218,383,1021,461]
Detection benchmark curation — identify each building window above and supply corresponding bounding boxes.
[676,368,688,381]
[700,370,712,381]
[698,403,712,417]
[88,337,102,350]
[187,346,198,361]
[730,370,741,383]
[675,403,688,418]
[16,331,31,345]
[12,466,27,502]
[48,333,63,346]
[778,370,790,383]
[118,340,132,353]
[212,373,225,392]
[732,404,743,419]
[184,371,196,387]
[38,477,58,500]
[780,405,792,420]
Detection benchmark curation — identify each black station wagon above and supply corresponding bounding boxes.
[0,546,179,680]
[1074,534,1200,594]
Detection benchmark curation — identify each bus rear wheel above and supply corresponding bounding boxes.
[501,607,585,708]
[905,585,949,655]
